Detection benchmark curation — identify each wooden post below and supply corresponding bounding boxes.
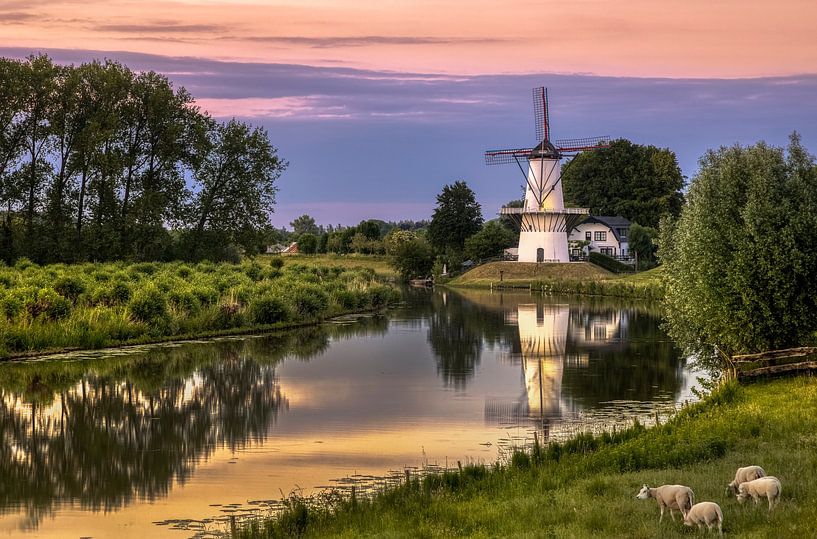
[457,460,463,474]
[405,469,410,484]
[230,515,237,538]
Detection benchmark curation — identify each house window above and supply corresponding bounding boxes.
[594,231,607,242]
[585,231,591,241]
[600,247,614,256]
[617,227,628,239]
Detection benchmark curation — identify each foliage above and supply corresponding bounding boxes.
[661,134,817,355]
[427,180,483,253]
[290,214,320,237]
[298,233,318,254]
[589,251,633,274]
[627,223,658,270]
[0,259,397,357]
[464,220,516,261]
[0,55,285,264]
[387,232,435,281]
[563,139,685,228]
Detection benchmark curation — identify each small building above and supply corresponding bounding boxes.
[265,243,287,254]
[568,216,631,258]
[281,242,299,255]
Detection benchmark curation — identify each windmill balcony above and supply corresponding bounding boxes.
[499,207,589,215]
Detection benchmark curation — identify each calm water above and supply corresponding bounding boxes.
[0,288,701,538]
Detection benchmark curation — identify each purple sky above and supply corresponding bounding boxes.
[3,46,816,228]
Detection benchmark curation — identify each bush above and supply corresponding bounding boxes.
[269,256,284,269]
[250,294,291,325]
[53,275,86,303]
[367,285,397,309]
[213,301,244,329]
[128,284,169,324]
[26,288,71,320]
[291,285,329,318]
[168,288,202,315]
[589,252,632,274]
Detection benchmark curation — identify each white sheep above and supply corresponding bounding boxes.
[737,476,782,511]
[727,465,766,496]
[683,501,723,535]
[636,484,695,522]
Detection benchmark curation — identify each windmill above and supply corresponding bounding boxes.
[485,87,610,263]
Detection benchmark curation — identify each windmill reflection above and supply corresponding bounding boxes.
[485,297,629,437]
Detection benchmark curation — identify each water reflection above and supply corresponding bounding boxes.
[442,290,686,435]
[0,291,692,537]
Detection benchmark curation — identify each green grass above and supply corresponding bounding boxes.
[236,376,817,538]
[449,263,664,300]
[256,254,396,278]
[0,258,399,358]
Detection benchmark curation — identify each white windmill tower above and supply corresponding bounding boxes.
[485,87,610,263]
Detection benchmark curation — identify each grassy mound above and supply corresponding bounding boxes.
[450,262,612,285]
[236,377,817,538]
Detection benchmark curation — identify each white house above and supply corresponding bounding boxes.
[567,216,631,258]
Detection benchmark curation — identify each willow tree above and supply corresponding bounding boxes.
[660,134,817,356]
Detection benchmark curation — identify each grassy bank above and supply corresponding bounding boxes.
[256,254,396,278]
[0,258,398,359]
[449,262,664,300]
[236,376,817,538]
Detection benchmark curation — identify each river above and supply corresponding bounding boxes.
[0,288,703,537]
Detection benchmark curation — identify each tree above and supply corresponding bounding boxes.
[562,139,685,228]
[357,219,381,240]
[189,119,285,258]
[660,134,817,356]
[297,233,318,254]
[290,214,320,237]
[427,180,483,253]
[388,232,435,280]
[464,221,515,261]
[628,223,658,270]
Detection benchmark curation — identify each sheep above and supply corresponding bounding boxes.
[636,484,695,522]
[683,501,723,535]
[737,476,782,511]
[727,465,766,496]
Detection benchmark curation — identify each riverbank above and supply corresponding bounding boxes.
[236,376,817,538]
[448,262,663,300]
[0,258,398,359]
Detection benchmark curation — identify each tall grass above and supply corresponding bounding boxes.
[0,259,399,358]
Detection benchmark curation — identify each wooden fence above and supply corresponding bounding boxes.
[729,346,817,380]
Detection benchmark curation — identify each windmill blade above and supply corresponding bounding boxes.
[485,147,533,165]
[533,87,550,142]
[554,136,611,154]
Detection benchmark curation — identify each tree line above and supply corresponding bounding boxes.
[0,55,285,264]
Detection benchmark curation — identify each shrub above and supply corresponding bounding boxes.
[291,285,329,318]
[250,294,291,325]
[0,293,23,320]
[335,289,363,310]
[367,285,397,309]
[53,275,86,303]
[244,262,264,281]
[213,301,244,329]
[26,288,71,321]
[589,252,632,274]
[128,284,169,324]
[168,288,202,315]
[269,256,285,269]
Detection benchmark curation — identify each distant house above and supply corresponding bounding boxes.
[568,216,631,258]
[265,243,287,254]
[281,242,299,255]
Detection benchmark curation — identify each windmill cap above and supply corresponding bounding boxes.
[529,139,560,159]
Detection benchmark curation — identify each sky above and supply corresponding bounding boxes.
[2,0,816,227]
